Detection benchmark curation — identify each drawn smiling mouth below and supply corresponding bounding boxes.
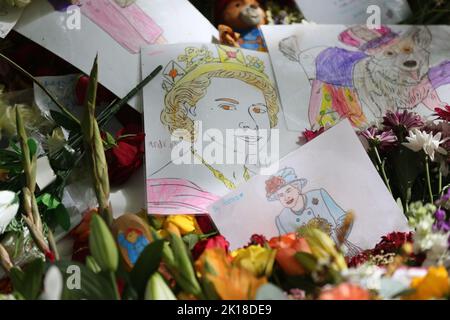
[286,199,294,205]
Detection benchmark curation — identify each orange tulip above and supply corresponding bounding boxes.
[319,283,370,300]
[268,233,311,276]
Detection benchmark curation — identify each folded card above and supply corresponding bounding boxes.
[208,119,409,251]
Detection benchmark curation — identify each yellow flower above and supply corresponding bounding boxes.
[164,215,200,236]
[231,245,276,277]
[302,228,347,272]
[406,266,449,300]
[195,248,267,300]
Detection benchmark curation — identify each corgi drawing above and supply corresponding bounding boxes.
[279,25,450,128]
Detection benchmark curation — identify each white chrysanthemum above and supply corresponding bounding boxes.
[403,129,447,161]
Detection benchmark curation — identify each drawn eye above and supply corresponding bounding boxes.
[219,104,237,111]
[403,46,413,54]
[251,105,267,114]
[385,50,396,57]
[235,2,241,7]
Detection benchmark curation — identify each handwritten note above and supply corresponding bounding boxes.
[0,4,23,38]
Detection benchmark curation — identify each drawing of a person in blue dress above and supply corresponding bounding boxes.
[265,167,361,257]
[117,228,149,265]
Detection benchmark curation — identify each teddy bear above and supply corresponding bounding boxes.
[215,0,267,52]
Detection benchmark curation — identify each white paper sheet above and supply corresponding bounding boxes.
[0,4,23,38]
[209,119,409,250]
[261,24,450,131]
[141,43,300,215]
[295,0,411,24]
[15,0,218,111]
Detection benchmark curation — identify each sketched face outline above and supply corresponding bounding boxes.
[192,77,271,154]
[275,183,302,209]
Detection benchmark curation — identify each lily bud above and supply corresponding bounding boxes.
[89,214,118,272]
[0,191,19,235]
[144,272,176,300]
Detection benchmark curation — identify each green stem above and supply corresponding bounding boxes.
[425,157,433,203]
[374,146,392,194]
[109,272,120,300]
[0,52,80,126]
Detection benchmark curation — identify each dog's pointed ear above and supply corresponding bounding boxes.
[405,27,432,48]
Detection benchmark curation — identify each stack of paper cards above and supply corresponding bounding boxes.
[14,0,219,110]
[209,120,409,251]
[261,24,450,131]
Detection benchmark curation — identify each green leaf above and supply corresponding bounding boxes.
[294,252,318,272]
[37,193,61,210]
[50,110,80,131]
[182,233,201,250]
[54,203,71,231]
[27,138,38,157]
[130,240,164,298]
[103,131,117,150]
[53,260,117,300]
[10,258,45,300]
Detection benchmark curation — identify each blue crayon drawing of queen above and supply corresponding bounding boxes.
[265,167,361,257]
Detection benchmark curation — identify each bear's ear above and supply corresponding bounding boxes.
[405,27,432,49]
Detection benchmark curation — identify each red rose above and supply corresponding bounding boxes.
[105,124,145,186]
[246,234,267,247]
[192,235,229,260]
[75,75,116,106]
[195,215,216,234]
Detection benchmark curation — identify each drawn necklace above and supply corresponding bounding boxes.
[192,152,251,190]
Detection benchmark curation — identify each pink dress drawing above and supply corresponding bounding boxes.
[147,178,220,214]
[80,0,164,54]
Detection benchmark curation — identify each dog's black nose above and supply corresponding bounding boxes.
[403,60,417,68]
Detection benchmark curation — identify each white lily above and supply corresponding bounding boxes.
[40,266,63,300]
[403,129,447,161]
[0,191,19,235]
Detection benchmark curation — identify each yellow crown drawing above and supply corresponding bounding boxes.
[162,45,267,93]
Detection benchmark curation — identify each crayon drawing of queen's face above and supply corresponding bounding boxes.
[147,46,281,216]
[189,77,272,155]
[159,46,279,189]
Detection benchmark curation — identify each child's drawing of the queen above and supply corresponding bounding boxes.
[148,45,281,213]
[265,167,361,256]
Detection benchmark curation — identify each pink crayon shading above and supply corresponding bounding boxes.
[147,178,220,214]
[80,0,163,54]
[109,0,163,44]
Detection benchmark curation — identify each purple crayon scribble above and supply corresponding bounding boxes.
[316,47,367,88]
